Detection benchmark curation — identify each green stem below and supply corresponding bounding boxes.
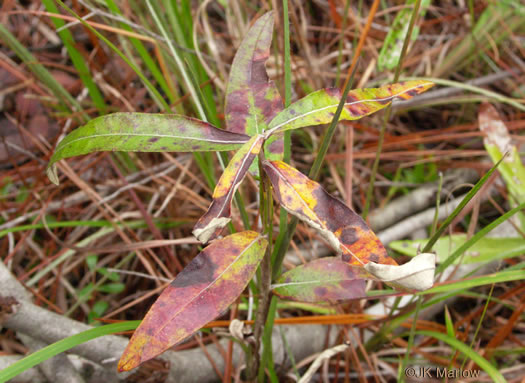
[271,60,360,280]
[249,158,274,381]
[362,0,423,219]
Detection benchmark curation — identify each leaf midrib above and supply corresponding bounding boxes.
[268,161,362,264]
[55,132,248,156]
[152,234,262,338]
[265,83,425,136]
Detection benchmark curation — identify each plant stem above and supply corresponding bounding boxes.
[248,158,275,381]
[362,0,422,219]
[271,61,360,280]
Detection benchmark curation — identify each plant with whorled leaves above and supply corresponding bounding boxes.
[47,11,435,373]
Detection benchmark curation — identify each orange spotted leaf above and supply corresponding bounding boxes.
[264,80,434,136]
[193,135,264,243]
[118,231,268,372]
[263,160,396,266]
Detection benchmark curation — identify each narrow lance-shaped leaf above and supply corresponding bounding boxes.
[264,80,434,136]
[193,135,264,243]
[118,231,268,371]
[390,235,525,265]
[263,160,396,266]
[272,258,367,303]
[377,0,431,71]
[47,113,250,185]
[225,11,284,162]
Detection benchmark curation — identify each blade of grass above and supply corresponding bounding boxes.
[0,321,140,383]
[418,269,525,295]
[265,6,293,373]
[104,0,177,104]
[402,77,525,112]
[54,0,169,111]
[416,330,507,383]
[435,202,525,273]
[461,284,494,369]
[363,0,423,219]
[42,0,106,114]
[424,156,505,255]
[335,0,351,87]
[145,0,205,118]
[398,297,422,383]
[270,58,360,280]
[0,23,83,116]
[258,295,279,383]
[0,219,185,239]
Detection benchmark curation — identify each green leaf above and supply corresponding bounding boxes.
[443,306,455,339]
[96,283,125,294]
[86,255,98,272]
[117,231,268,371]
[193,135,264,243]
[88,300,109,324]
[46,113,250,185]
[390,235,525,264]
[272,258,367,303]
[265,80,434,135]
[377,0,431,71]
[78,283,95,302]
[97,267,121,282]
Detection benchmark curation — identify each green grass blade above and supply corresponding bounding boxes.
[271,61,360,280]
[422,156,504,253]
[0,321,140,383]
[146,0,205,119]
[0,23,82,116]
[55,0,170,111]
[435,201,525,273]
[416,330,507,383]
[104,0,177,104]
[402,77,525,112]
[42,0,106,113]
[0,219,185,239]
[377,0,430,71]
[417,269,525,295]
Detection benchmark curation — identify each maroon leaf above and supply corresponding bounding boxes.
[118,231,268,371]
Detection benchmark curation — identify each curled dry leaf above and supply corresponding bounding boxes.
[263,160,396,266]
[479,103,525,226]
[193,135,264,243]
[364,252,436,291]
[272,258,367,303]
[46,113,250,185]
[265,80,434,136]
[224,11,284,162]
[118,231,268,371]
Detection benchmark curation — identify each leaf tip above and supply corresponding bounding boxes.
[365,252,436,291]
[193,217,231,243]
[46,165,60,186]
[117,351,139,372]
